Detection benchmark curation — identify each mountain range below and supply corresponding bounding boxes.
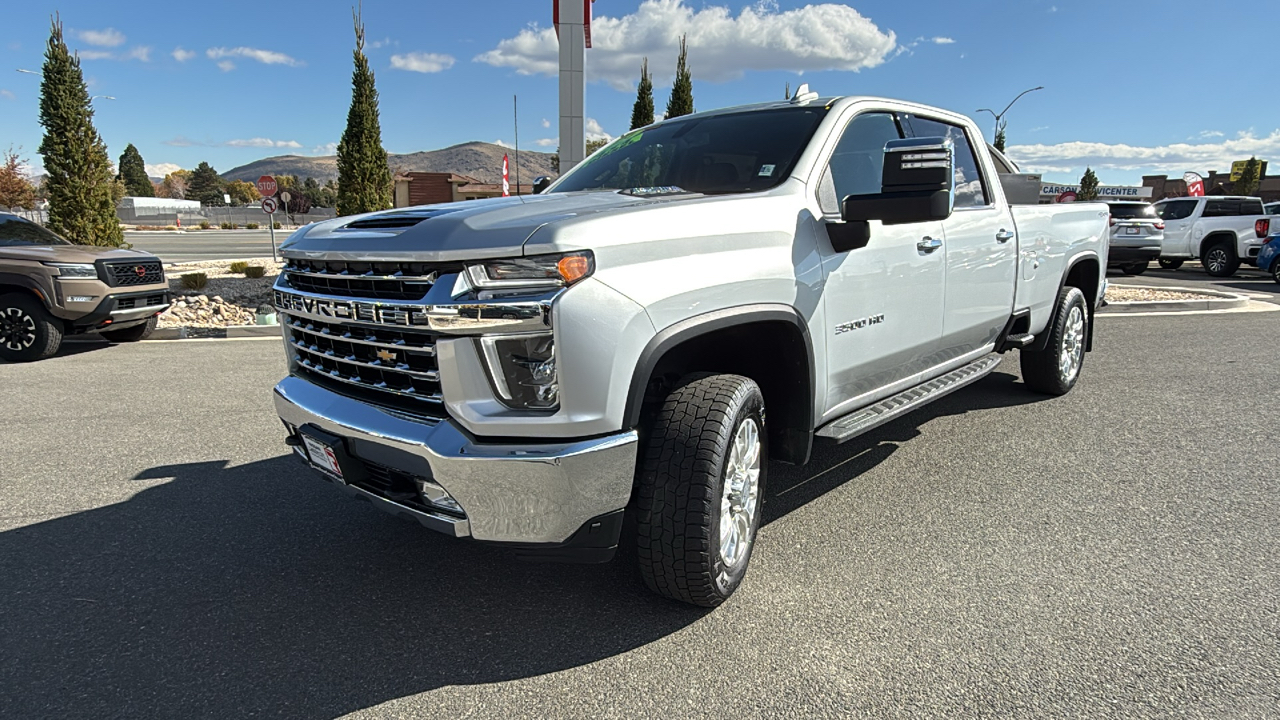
[221,142,558,186]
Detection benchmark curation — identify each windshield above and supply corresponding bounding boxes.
[0,216,72,246]
[1107,203,1155,219]
[551,107,829,195]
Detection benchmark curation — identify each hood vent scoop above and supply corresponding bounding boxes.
[344,214,430,230]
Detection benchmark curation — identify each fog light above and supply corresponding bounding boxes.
[416,479,464,514]
[67,296,96,303]
[479,333,558,409]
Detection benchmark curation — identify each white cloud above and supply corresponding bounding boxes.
[492,139,514,149]
[541,118,551,129]
[0,89,14,101]
[585,118,613,142]
[311,142,338,156]
[217,60,236,72]
[76,45,151,62]
[1195,130,1224,139]
[206,47,303,67]
[1007,130,1280,176]
[78,50,115,60]
[368,37,396,50]
[476,0,897,90]
[1049,5,1058,12]
[78,28,125,48]
[225,138,303,149]
[172,47,196,62]
[534,138,557,148]
[124,46,151,62]
[931,37,955,44]
[390,52,456,73]
[145,162,182,177]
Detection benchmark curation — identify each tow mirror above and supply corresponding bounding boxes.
[533,176,553,195]
[832,137,955,252]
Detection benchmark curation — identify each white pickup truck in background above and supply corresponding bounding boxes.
[1153,196,1272,275]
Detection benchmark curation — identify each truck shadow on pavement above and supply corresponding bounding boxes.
[1,371,1043,718]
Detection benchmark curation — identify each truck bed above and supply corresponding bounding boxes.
[1010,203,1110,333]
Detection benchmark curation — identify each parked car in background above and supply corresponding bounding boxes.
[1256,232,1280,284]
[1264,201,1279,216]
[0,213,170,362]
[1106,201,1163,275]
[1153,196,1270,276]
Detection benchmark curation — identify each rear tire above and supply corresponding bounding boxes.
[100,316,157,343]
[0,292,63,363]
[634,374,767,608]
[1126,263,1148,275]
[1020,286,1088,396]
[1272,261,1280,286]
[1158,258,1183,270]
[1201,242,1239,277]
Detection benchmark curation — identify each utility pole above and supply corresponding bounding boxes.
[977,86,1044,139]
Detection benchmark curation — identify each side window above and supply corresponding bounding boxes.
[818,111,903,214]
[902,114,990,208]
[1155,200,1196,220]
[1241,199,1264,216]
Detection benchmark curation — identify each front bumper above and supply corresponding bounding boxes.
[68,288,173,331]
[273,375,639,551]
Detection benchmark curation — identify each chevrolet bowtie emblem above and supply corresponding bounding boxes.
[376,349,397,363]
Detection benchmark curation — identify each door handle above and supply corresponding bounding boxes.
[995,229,1015,243]
[917,236,943,253]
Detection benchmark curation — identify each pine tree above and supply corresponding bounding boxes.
[1077,167,1100,201]
[1235,156,1261,197]
[187,161,225,206]
[993,121,1007,154]
[336,5,392,216]
[665,35,694,119]
[117,143,154,197]
[36,16,123,246]
[630,59,654,130]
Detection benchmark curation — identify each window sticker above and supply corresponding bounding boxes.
[758,164,776,177]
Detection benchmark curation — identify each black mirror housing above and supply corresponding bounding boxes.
[532,176,553,195]
[841,137,955,227]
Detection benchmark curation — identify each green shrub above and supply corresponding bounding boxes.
[245,222,259,230]
[272,221,282,230]
[244,266,266,279]
[198,220,211,230]
[180,272,208,290]
[219,222,234,230]
[229,261,249,274]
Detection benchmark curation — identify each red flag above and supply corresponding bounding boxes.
[502,154,511,197]
[1183,171,1205,197]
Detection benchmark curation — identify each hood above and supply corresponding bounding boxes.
[2,245,158,264]
[280,191,714,263]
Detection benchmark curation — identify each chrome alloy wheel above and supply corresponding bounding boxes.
[1059,305,1085,383]
[720,418,761,568]
[1,307,36,352]
[1204,247,1229,275]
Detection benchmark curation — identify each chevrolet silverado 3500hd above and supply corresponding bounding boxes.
[271,91,1109,607]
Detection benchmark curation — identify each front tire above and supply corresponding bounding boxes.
[1272,261,1280,286]
[0,292,63,363]
[1020,286,1088,396]
[635,374,767,608]
[1201,242,1240,277]
[100,316,157,343]
[1158,258,1183,270]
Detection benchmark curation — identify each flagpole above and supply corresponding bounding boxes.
[513,94,521,196]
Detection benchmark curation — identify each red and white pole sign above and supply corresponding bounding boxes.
[502,154,511,197]
[262,197,278,214]
[1183,171,1205,197]
[256,175,277,198]
[554,0,593,47]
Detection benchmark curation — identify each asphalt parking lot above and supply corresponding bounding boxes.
[2,297,1278,717]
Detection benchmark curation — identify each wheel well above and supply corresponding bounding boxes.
[635,319,813,465]
[1200,232,1237,258]
[1063,257,1100,309]
[0,283,44,305]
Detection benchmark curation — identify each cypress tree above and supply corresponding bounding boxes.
[1235,156,1261,197]
[187,161,225,206]
[1077,167,1100,201]
[993,121,1007,154]
[665,35,694,119]
[336,5,392,216]
[630,59,654,130]
[117,144,154,197]
[37,15,123,247]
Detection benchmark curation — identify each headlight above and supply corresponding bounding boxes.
[45,263,98,279]
[479,333,558,409]
[464,251,594,291]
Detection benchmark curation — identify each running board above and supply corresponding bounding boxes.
[817,355,1002,443]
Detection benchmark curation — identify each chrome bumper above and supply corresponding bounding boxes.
[272,375,639,545]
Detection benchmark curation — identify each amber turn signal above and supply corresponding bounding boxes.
[557,254,592,284]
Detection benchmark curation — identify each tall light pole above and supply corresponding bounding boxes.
[977,86,1044,139]
[91,95,116,101]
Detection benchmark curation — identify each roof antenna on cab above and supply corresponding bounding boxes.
[790,83,819,105]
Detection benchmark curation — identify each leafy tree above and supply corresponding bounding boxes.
[117,143,153,197]
[336,6,392,216]
[1077,167,1100,201]
[993,120,1007,154]
[225,179,260,205]
[0,148,37,210]
[158,169,190,199]
[1235,156,1261,197]
[665,35,694,119]
[630,58,654,130]
[550,139,609,174]
[187,161,225,206]
[299,176,337,208]
[36,16,123,246]
[109,178,127,206]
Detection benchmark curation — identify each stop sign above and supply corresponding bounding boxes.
[256,175,277,197]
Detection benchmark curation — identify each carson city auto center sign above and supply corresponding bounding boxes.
[1040,184,1153,202]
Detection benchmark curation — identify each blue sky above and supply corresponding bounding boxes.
[2,0,1275,185]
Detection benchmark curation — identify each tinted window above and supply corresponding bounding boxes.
[1107,203,1156,219]
[1203,200,1241,217]
[1155,200,1197,220]
[1240,199,1264,215]
[551,107,829,195]
[1266,203,1280,215]
[822,112,903,212]
[0,216,72,246]
[901,114,989,208]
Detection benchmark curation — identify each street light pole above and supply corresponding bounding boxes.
[977,86,1044,139]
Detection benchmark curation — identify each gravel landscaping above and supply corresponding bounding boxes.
[1104,286,1224,303]
[160,258,283,328]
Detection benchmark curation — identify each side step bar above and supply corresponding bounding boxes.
[817,355,1002,443]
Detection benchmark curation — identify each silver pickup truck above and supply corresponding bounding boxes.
[271,92,1109,607]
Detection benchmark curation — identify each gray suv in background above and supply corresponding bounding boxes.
[1106,201,1163,275]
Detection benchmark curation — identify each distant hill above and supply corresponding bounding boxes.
[222,142,558,185]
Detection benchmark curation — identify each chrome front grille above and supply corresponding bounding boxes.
[283,259,459,301]
[283,314,445,410]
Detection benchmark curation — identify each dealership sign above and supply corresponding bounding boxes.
[1041,184,1152,199]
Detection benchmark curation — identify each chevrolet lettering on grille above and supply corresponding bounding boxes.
[274,289,433,327]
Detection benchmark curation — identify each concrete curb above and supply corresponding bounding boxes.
[147,324,280,341]
[1102,285,1250,314]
